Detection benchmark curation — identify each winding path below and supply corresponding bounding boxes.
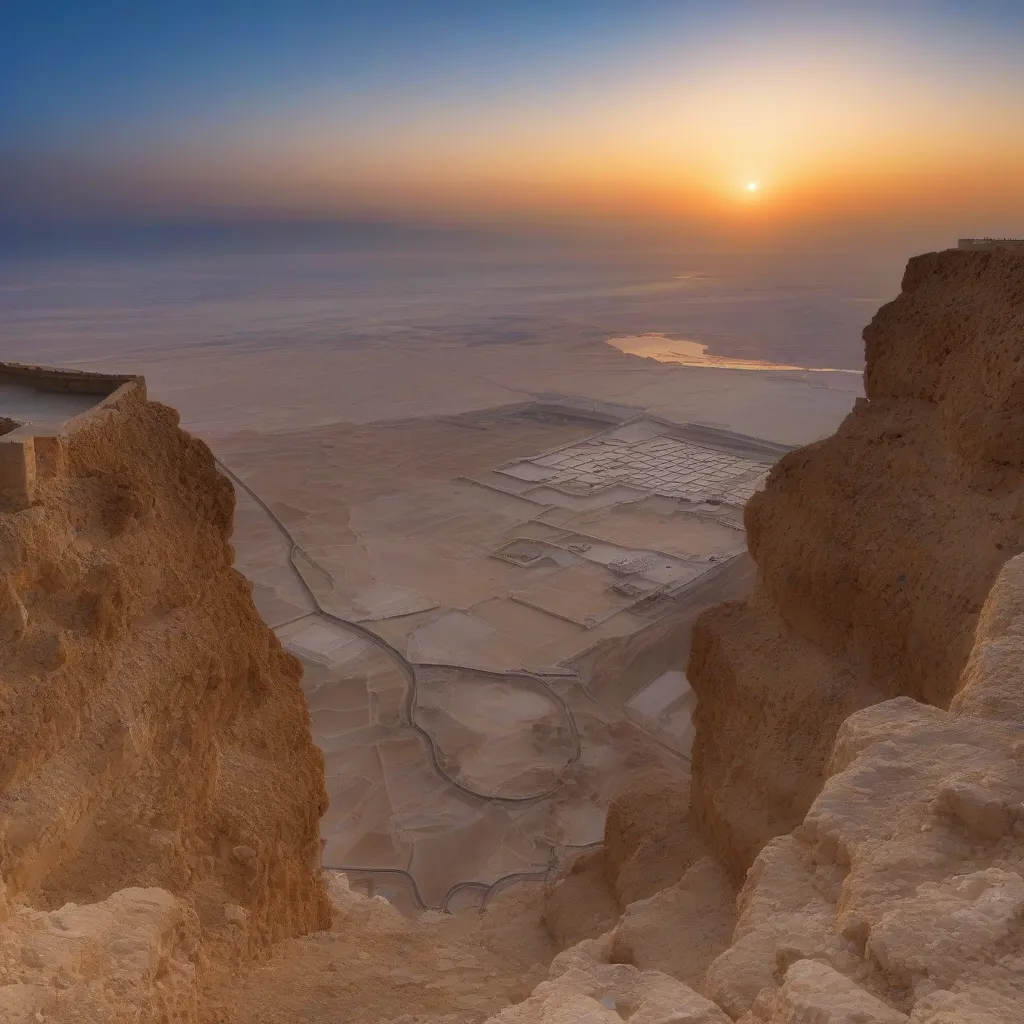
[217,456,598,911]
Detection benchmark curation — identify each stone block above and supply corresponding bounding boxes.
[0,436,35,508]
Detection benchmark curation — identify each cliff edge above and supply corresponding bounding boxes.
[482,249,1024,1024]
[689,247,1024,876]
[0,367,330,1021]
[675,248,1024,1020]
[5,248,1024,1024]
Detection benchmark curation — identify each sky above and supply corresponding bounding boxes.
[3,0,1024,246]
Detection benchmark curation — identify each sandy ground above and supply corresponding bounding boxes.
[18,328,858,911]
[206,340,851,907]
[34,331,860,446]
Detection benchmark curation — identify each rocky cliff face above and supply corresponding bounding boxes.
[490,249,1024,1024]
[701,557,1024,1021]
[689,248,1024,876]
[5,249,1024,1024]
[0,376,330,1021]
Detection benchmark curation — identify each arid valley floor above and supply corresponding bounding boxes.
[0,328,861,912]
[6,248,1024,1024]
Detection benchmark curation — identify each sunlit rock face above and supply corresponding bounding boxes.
[0,366,329,1021]
[749,248,1024,709]
[689,248,1024,875]
[678,249,1024,1022]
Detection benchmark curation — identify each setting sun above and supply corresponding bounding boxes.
[745,181,761,193]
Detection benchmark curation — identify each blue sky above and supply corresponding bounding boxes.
[7,1,1022,146]
[3,1,1024,233]
[3,2,696,143]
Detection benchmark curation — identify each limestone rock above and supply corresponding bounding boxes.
[705,836,835,1019]
[0,888,201,1023]
[934,781,1011,841]
[486,938,730,1024]
[0,581,27,642]
[688,598,880,877]
[866,869,1024,992]
[543,849,620,949]
[224,903,248,928]
[0,372,329,1022]
[609,856,736,992]
[688,248,1024,876]
[748,960,909,1023]
[908,967,1024,1023]
[603,769,710,906]
[683,249,1024,1024]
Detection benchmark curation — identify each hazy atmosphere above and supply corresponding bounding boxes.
[5,0,1023,376]
[2,5,1024,1023]
[4,2,1022,379]
[4,1,1024,246]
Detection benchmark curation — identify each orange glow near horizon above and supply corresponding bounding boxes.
[104,22,1024,242]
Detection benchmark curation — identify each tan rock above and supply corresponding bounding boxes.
[0,581,27,642]
[609,856,736,992]
[486,938,730,1024]
[0,368,329,1021]
[762,960,909,1023]
[223,904,248,928]
[866,870,1024,992]
[0,888,201,1023]
[704,837,835,1019]
[543,849,620,949]
[688,598,881,878]
[909,969,1024,1023]
[602,769,712,907]
[688,248,1024,877]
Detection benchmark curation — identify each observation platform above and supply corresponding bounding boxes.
[0,363,141,509]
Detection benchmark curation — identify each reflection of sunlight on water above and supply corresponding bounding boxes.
[606,333,863,375]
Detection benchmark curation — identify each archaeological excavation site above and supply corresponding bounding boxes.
[2,246,1024,1023]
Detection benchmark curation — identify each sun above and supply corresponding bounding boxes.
[744,181,761,193]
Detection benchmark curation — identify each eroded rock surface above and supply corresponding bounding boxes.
[690,247,1024,874]
[690,249,1024,1021]
[6,249,1024,1024]
[487,936,731,1024]
[0,374,329,1020]
[543,768,713,950]
[609,856,736,991]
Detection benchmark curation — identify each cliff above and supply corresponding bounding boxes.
[0,368,330,1021]
[680,248,1024,1019]
[689,248,1024,875]
[486,248,1024,1024]
[697,548,1024,1020]
[5,248,1024,1024]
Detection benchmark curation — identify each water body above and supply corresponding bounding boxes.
[606,333,866,378]
[0,222,901,373]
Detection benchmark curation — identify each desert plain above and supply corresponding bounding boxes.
[0,318,862,911]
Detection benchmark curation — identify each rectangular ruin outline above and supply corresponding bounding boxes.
[0,362,145,510]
